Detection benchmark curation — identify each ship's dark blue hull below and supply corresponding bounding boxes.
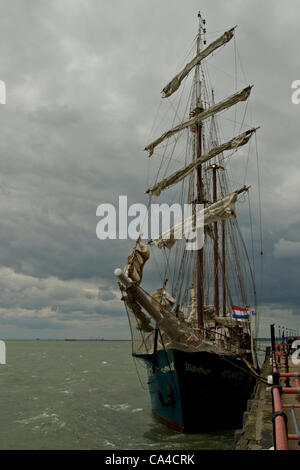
[134,348,256,432]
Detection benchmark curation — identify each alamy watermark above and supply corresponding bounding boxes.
[291,80,300,104]
[291,339,300,365]
[0,81,6,104]
[0,340,6,365]
[96,196,204,251]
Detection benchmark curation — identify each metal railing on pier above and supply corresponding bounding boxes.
[270,324,300,450]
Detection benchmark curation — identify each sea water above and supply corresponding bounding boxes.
[0,340,268,450]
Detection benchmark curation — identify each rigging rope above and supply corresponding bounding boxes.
[255,132,264,302]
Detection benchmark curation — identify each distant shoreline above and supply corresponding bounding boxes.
[1,338,132,341]
[1,338,271,342]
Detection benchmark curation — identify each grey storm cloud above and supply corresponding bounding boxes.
[0,0,299,338]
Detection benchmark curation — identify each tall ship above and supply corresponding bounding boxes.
[114,12,261,432]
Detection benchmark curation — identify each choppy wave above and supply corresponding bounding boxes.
[103,403,130,412]
[0,340,236,450]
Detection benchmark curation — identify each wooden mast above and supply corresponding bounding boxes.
[212,164,219,317]
[196,125,204,328]
[222,219,226,316]
[196,12,205,328]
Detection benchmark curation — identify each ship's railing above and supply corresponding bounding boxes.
[187,321,250,354]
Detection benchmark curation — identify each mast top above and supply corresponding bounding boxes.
[197,11,206,45]
[195,13,206,110]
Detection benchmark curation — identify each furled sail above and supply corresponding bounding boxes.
[146,128,258,196]
[162,27,236,98]
[124,237,150,283]
[152,191,238,249]
[151,288,176,308]
[124,290,154,333]
[145,85,252,156]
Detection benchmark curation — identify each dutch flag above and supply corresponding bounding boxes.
[232,305,250,320]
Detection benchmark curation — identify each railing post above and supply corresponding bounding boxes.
[272,385,289,450]
[271,324,276,355]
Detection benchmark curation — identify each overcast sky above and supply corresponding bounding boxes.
[0,0,299,339]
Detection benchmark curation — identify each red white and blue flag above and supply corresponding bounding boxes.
[232,305,250,320]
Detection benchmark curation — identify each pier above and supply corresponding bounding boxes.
[235,326,300,450]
